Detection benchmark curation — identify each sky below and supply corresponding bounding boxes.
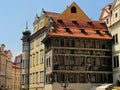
[0,0,113,61]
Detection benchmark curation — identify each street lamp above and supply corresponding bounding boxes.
[61,81,69,90]
[61,73,69,90]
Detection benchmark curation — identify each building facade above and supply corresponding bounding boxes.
[21,29,31,90]
[12,63,22,90]
[28,14,47,90]
[12,54,22,90]
[0,44,6,89]
[43,2,112,90]
[100,0,120,84]
[0,44,13,90]
[22,2,113,90]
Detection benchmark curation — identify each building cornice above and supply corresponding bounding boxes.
[29,26,47,41]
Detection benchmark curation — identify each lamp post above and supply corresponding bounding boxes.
[61,81,69,90]
[61,73,69,90]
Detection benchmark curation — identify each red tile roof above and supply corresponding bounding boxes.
[45,11,60,17]
[48,17,112,39]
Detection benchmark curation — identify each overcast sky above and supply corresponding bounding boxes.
[0,0,113,61]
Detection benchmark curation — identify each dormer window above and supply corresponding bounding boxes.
[87,21,93,26]
[57,19,63,23]
[72,20,78,24]
[103,30,110,35]
[95,30,100,34]
[79,29,85,33]
[71,6,76,13]
[64,28,71,32]
[100,22,106,26]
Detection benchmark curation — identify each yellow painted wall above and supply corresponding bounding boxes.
[29,88,44,90]
[22,84,28,88]
[34,16,49,32]
[113,86,120,90]
[30,34,45,89]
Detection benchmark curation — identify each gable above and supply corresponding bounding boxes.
[100,9,110,20]
[7,50,13,59]
[112,0,120,9]
[59,2,90,20]
[102,10,109,18]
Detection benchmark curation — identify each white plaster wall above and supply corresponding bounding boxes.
[111,6,120,25]
[110,6,120,83]
[110,22,120,53]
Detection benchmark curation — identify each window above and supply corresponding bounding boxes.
[48,57,51,66]
[100,22,105,26]
[91,74,96,82]
[87,21,93,26]
[30,55,32,67]
[79,73,85,82]
[36,72,38,83]
[64,28,71,32]
[31,73,34,84]
[36,37,41,46]
[72,20,78,24]
[33,54,35,66]
[71,6,76,13]
[113,34,118,44]
[46,57,51,67]
[23,45,29,52]
[29,74,32,84]
[114,56,119,68]
[22,60,25,68]
[57,19,63,23]
[0,64,1,72]
[115,13,118,18]
[40,71,44,83]
[25,60,28,68]
[95,30,100,34]
[79,29,85,33]
[71,40,75,47]
[61,39,64,46]
[33,73,35,84]
[116,34,118,43]
[36,52,38,65]
[40,50,44,64]
[22,75,23,84]
[46,58,49,67]
[106,18,109,24]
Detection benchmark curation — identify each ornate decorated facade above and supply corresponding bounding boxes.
[22,2,113,90]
